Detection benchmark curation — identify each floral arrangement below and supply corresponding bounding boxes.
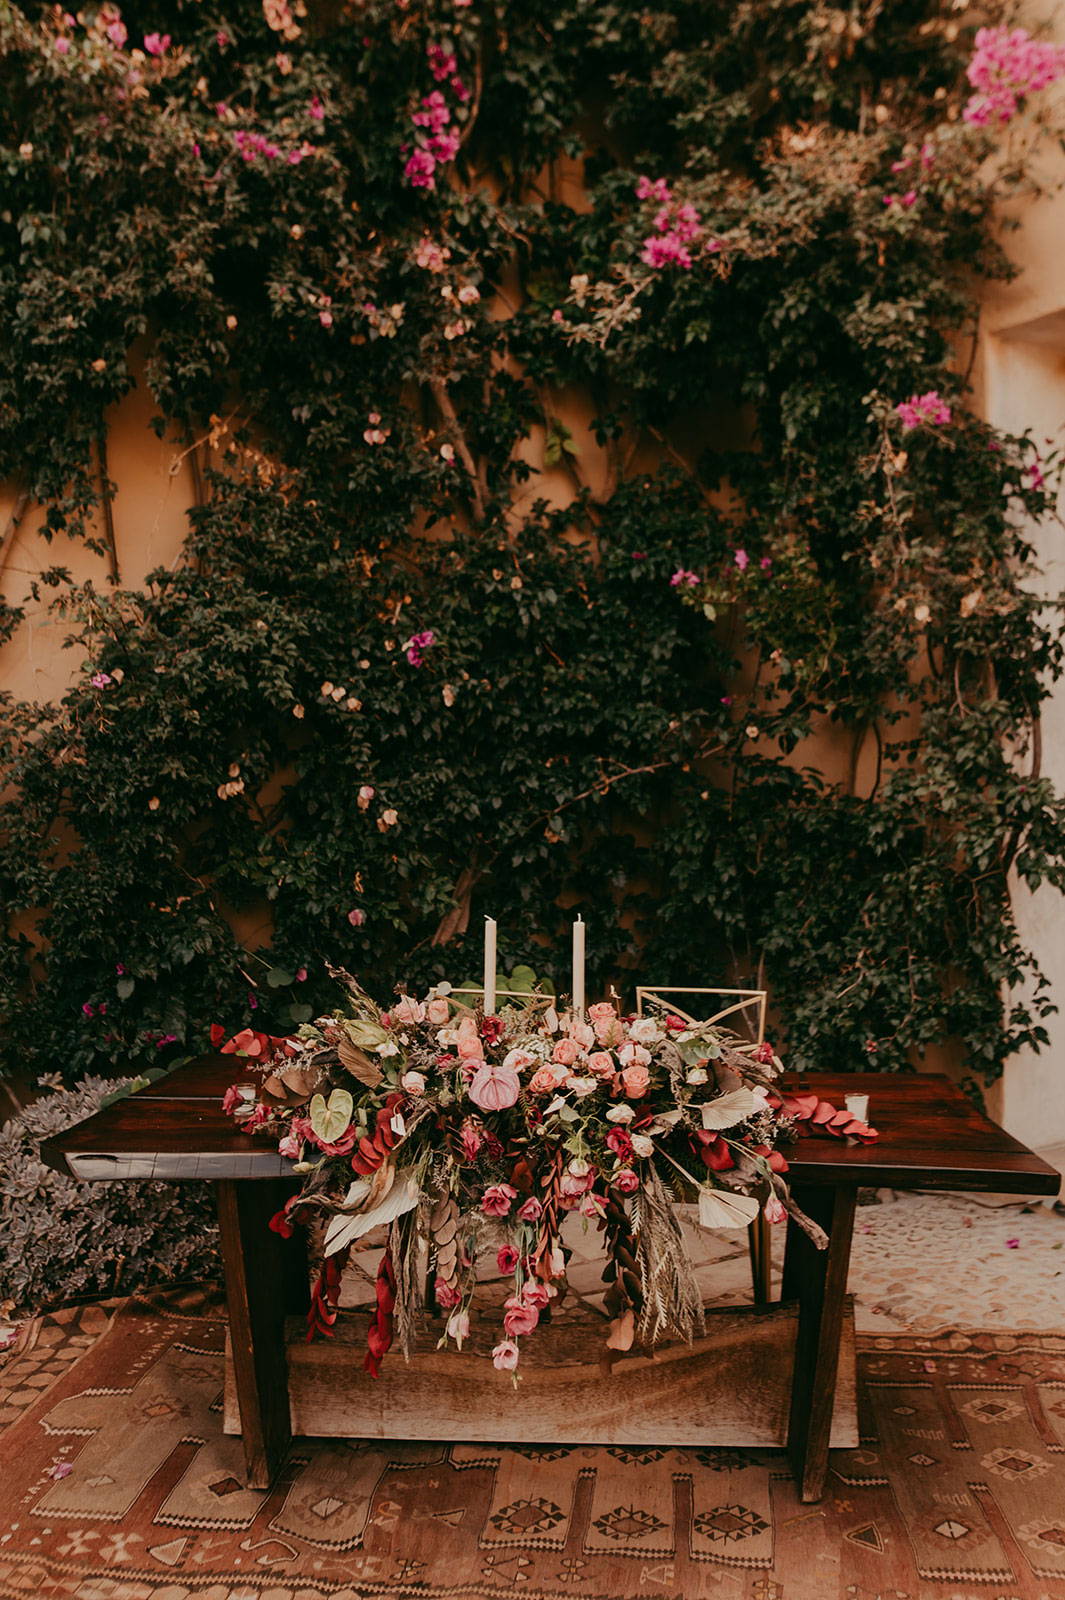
[220,968,876,1377]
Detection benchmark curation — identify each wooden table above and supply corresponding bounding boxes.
[41,1061,1059,1503]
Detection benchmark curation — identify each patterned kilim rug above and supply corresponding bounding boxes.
[2,1288,1065,1600]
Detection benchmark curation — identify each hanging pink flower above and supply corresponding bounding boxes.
[502,1296,539,1337]
[492,1338,519,1370]
[517,1196,542,1223]
[469,1060,521,1111]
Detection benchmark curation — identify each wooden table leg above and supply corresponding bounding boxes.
[747,1211,772,1304]
[215,1179,308,1490]
[783,1182,856,1503]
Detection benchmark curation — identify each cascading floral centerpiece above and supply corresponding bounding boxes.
[219,967,876,1377]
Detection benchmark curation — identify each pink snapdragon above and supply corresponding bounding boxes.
[964,26,1065,126]
[895,391,952,430]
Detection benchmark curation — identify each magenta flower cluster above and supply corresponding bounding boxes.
[963,26,1065,126]
[403,44,469,190]
[404,629,436,665]
[895,391,952,430]
[232,127,308,165]
[635,176,722,270]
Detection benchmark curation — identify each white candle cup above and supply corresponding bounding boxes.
[483,917,497,1016]
[571,915,586,1016]
[844,1092,870,1123]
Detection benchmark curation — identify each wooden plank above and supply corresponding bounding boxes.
[784,1183,857,1502]
[41,1061,1060,1196]
[216,1178,307,1489]
[223,1298,858,1451]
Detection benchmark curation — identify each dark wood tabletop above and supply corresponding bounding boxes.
[40,1057,1060,1195]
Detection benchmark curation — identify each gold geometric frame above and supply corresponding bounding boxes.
[635,985,767,1044]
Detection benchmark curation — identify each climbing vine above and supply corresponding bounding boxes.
[1,0,1064,1088]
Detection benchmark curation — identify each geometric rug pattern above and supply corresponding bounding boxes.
[2,1289,1065,1600]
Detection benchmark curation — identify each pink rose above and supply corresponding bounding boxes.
[552,1038,581,1066]
[278,1134,300,1159]
[587,1002,615,1023]
[567,1017,595,1047]
[492,1339,520,1371]
[481,1183,517,1218]
[587,1050,615,1078]
[427,997,450,1025]
[503,1297,540,1337]
[622,1063,650,1098]
[391,995,425,1025]
[455,1015,483,1061]
[613,1168,640,1194]
[497,1244,519,1274]
[528,1065,561,1095]
[517,1196,543,1223]
[560,1168,595,1199]
[617,1041,650,1068]
[434,1278,461,1308]
[400,1070,426,1096]
[469,1060,521,1111]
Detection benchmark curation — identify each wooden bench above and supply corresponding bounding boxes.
[41,1060,1059,1503]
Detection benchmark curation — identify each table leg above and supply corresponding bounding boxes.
[747,1212,772,1304]
[215,1179,308,1490]
[783,1182,856,1503]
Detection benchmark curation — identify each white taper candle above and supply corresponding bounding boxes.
[572,915,586,1015]
[483,916,497,1016]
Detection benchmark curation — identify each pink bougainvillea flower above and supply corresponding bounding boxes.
[896,391,952,430]
[91,671,113,688]
[404,629,435,665]
[963,26,1065,126]
[641,232,693,270]
[413,90,450,134]
[309,94,325,120]
[106,19,127,46]
[427,43,457,81]
[491,1338,520,1371]
[81,1001,95,1017]
[669,568,699,588]
[1005,1236,1020,1248]
[428,130,460,164]
[47,1461,73,1481]
[451,75,470,102]
[760,556,772,571]
[635,175,671,204]
[295,966,308,982]
[54,35,71,53]
[347,908,366,927]
[404,148,436,189]
[143,31,170,54]
[733,548,750,572]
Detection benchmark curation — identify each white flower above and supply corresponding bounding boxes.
[629,1133,655,1158]
[686,1066,709,1085]
[606,1103,635,1124]
[567,1076,598,1098]
[567,1158,591,1177]
[400,1070,426,1096]
[628,1018,660,1045]
[377,1040,400,1058]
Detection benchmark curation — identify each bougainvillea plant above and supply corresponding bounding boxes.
[217,973,876,1371]
[1,1,1064,1092]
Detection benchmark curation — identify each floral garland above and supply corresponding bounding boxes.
[219,969,876,1375]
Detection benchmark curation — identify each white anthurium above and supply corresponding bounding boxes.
[698,1187,762,1229]
[308,1088,354,1144]
[323,1168,421,1257]
[699,1085,769,1131]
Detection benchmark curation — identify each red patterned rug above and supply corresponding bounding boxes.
[2,1289,1065,1600]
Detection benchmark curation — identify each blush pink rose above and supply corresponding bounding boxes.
[566,1018,595,1048]
[622,1063,650,1098]
[391,995,425,1025]
[528,1065,561,1095]
[594,1017,625,1048]
[517,1196,543,1222]
[552,1038,581,1066]
[481,1183,517,1218]
[427,997,450,1025]
[503,1048,537,1071]
[587,1050,615,1078]
[612,1167,640,1194]
[503,1297,540,1337]
[469,1060,521,1111]
[492,1338,520,1370]
[587,1002,615,1023]
[455,1015,483,1060]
